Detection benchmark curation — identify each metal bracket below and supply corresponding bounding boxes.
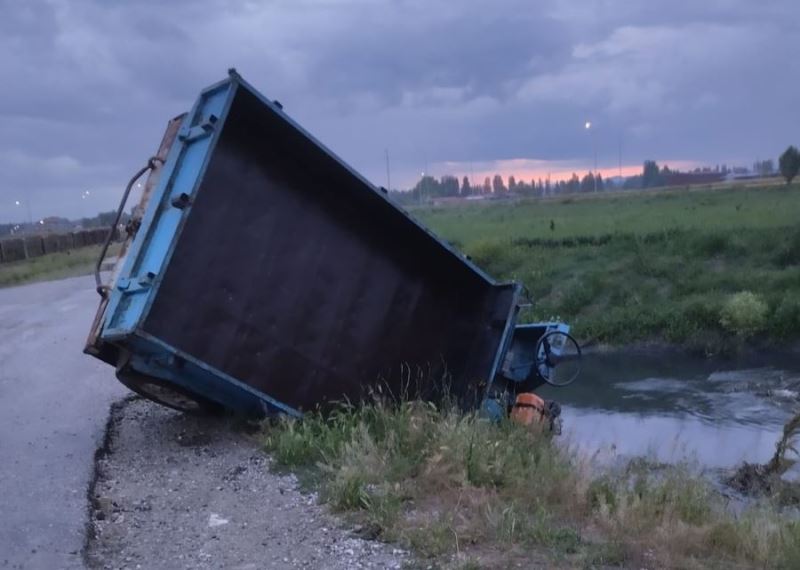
[179,115,218,143]
[117,272,156,294]
[171,192,192,210]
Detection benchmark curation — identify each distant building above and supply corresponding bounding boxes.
[38,216,73,233]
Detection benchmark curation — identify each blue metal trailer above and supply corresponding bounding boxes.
[85,70,580,419]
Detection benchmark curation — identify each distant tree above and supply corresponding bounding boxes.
[440,175,459,196]
[596,173,605,191]
[508,175,517,191]
[624,174,643,189]
[779,146,800,184]
[412,175,441,201]
[482,177,492,194]
[461,176,472,196]
[642,160,662,188]
[566,173,580,193]
[753,159,775,177]
[580,172,595,193]
[492,174,507,193]
[97,210,119,226]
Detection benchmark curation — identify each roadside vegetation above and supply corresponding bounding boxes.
[0,243,120,288]
[417,183,800,353]
[263,400,800,569]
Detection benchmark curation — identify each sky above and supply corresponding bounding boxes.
[1,0,799,223]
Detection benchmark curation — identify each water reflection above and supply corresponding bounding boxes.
[537,349,800,467]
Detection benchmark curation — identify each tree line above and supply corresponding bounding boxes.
[403,171,606,202]
[392,144,800,204]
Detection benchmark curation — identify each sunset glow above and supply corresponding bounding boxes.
[423,158,700,187]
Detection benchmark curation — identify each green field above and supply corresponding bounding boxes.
[417,184,800,353]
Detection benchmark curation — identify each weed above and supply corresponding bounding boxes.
[720,291,768,336]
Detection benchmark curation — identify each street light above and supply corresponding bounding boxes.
[80,190,92,222]
[585,121,598,192]
[15,194,33,227]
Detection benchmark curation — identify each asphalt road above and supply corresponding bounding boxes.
[0,276,125,569]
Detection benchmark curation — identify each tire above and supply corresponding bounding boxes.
[115,354,223,415]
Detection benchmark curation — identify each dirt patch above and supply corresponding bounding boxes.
[85,398,406,569]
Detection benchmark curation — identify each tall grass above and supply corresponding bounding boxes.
[264,401,800,569]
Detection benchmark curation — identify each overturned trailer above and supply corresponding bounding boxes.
[85,70,580,419]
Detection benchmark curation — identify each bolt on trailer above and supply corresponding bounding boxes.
[85,70,581,422]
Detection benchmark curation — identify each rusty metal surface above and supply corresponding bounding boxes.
[84,115,185,357]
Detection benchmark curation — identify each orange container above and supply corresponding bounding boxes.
[510,392,547,427]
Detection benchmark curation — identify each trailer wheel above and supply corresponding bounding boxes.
[116,358,222,415]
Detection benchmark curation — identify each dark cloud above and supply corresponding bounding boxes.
[1,0,798,222]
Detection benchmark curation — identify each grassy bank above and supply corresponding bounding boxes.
[0,243,120,288]
[263,401,800,569]
[417,183,800,353]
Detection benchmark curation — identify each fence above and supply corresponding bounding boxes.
[0,228,113,264]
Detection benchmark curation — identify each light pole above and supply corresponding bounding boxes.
[81,190,91,221]
[585,121,597,192]
[13,199,31,234]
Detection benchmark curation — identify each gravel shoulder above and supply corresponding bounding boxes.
[87,398,407,570]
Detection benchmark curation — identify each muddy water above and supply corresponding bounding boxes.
[537,350,800,468]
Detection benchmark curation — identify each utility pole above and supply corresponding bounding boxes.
[24,189,33,228]
[385,148,391,192]
[585,121,597,192]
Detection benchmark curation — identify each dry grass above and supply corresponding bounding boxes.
[263,400,800,569]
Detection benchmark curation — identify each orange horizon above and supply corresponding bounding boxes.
[416,158,701,187]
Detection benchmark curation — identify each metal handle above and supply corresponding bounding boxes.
[94,156,164,298]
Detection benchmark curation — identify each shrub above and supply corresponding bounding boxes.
[464,239,524,276]
[464,239,506,269]
[774,228,800,268]
[691,232,730,257]
[773,297,800,338]
[720,291,768,336]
